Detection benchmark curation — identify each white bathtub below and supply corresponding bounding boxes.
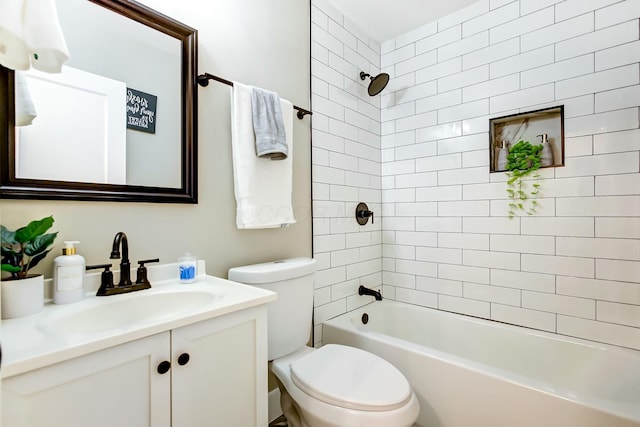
[322,300,640,427]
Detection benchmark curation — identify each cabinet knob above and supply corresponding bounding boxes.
[157,360,171,374]
[177,353,190,366]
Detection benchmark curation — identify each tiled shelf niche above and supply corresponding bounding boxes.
[490,105,565,173]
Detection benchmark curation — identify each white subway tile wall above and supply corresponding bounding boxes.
[312,0,640,351]
[311,0,383,345]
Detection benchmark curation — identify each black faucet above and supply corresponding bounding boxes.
[358,285,382,301]
[90,232,156,296]
[110,232,132,287]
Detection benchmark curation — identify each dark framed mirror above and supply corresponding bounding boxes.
[0,0,197,203]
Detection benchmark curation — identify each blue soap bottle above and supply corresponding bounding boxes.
[178,253,197,283]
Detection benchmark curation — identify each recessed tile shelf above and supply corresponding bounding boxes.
[489,105,565,173]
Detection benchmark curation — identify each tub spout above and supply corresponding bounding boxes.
[359,285,382,301]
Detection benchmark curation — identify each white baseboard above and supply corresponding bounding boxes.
[268,388,282,423]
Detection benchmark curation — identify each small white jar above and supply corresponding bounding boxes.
[178,253,197,284]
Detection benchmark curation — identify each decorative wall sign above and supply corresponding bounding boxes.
[489,105,564,173]
[126,88,157,133]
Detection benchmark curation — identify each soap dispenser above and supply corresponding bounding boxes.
[53,241,85,304]
[538,133,554,167]
[495,139,509,171]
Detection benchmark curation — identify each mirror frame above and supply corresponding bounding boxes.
[0,0,198,203]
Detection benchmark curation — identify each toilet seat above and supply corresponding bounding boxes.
[290,344,412,412]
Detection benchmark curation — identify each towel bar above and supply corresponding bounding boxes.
[197,72,312,119]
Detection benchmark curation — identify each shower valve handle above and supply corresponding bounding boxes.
[358,210,374,223]
[355,202,374,225]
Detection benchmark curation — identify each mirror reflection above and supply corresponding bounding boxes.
[1,0,197,203]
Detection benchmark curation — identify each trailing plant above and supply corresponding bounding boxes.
[505,140,542,218]
[1,216,57,279]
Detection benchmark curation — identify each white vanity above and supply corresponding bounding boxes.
[0,261,276,427]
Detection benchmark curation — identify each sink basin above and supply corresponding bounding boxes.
[41,289,217,335]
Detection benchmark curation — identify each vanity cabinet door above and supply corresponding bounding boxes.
[170,306,269,427]
[2,332,171,427]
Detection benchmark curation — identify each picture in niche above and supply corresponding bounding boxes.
[126,88,157,134]
[489,105,564,173]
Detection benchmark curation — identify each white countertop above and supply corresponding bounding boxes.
[0,262,276,378]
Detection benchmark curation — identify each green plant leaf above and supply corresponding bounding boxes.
[1,225,17,246]
[14,216,54,244]
[26,248,53,272]
[503,139,545,220]
[1,264,21,273]
[2,216,56,276]
[24,232,58,257]
[1,244,18,257]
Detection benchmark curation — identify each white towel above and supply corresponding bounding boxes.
[0,0,69,73]
[24,0,70,72]
[14,71,37,126]
[231,82,296,229]
[0,0,31,70]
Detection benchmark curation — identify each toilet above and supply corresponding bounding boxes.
[228,258,419,427]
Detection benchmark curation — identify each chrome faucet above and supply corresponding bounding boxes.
[110,232,132,287]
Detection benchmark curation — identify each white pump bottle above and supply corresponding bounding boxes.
[538,133,554,167]
[53,241,85,304]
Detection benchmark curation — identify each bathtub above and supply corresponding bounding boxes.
[322,300,640,427]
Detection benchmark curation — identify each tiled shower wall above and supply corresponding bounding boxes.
[310,0,383,344]
[312,0,640,351]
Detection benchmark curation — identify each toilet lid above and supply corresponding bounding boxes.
[290,344,412,412]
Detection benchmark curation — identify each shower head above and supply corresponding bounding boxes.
[360,71,390,96]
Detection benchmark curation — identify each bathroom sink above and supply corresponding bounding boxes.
[40,289,217,335]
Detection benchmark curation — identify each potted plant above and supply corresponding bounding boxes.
[505,140,543,218]
[1,216,57,319]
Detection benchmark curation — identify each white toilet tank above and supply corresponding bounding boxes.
[228,258,317,360]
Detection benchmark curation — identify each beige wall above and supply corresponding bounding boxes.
[0,0,312,280]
